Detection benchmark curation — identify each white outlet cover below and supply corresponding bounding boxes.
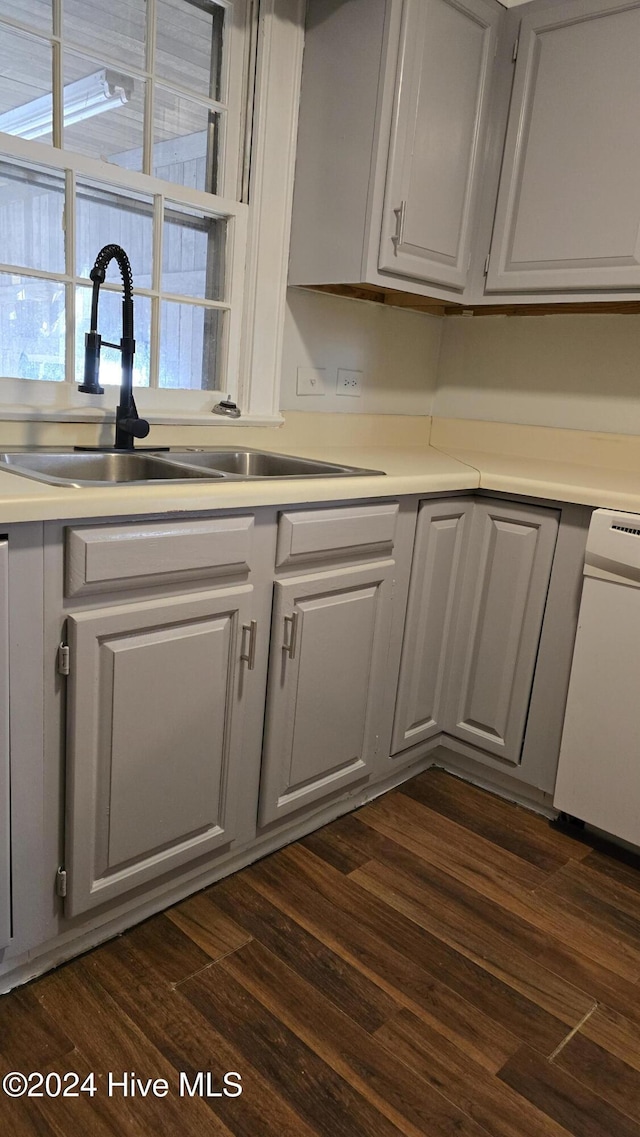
[337,368,362,397]
[296,366,326,396]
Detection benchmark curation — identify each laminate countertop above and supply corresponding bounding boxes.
[2,413,640,523]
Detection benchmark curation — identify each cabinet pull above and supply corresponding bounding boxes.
[241,620,257,670]
[393,200,406,250]
[283,612,299,659]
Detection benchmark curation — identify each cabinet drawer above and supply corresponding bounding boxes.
[276,503,398,569]
[66,515,254,598]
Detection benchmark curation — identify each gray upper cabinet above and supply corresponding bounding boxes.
[289,0,504,301]
[0,541,10,949]
[443,501,559,765]
[379,0,501,289]
[64,587,255,917]
[486,0,640,294]
[391,499,473,755]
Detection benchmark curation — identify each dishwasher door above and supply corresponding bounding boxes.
[554,509,640,844]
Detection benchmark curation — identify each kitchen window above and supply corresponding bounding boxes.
[0,0,285,420]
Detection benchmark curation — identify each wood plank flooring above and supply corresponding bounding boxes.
[3,768,640,1136]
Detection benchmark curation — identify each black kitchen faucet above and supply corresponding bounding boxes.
[77,243,153,451]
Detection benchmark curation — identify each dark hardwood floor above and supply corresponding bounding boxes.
[3,768,640,1136]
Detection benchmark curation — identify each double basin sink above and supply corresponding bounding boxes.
[0,448,384,487]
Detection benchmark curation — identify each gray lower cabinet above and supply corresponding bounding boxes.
[64,586,255,917]
[443,500,559,765]
[0,540,10,948]
[391,499,473,755]
[259,560,395,824]
[392,498,559,769]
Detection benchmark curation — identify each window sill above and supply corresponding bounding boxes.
[0,404,284,428]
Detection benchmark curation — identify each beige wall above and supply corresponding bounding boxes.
[281,294,640,437]
[435,313,640,435]
[280,288,441,416]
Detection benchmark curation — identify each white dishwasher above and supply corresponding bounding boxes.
[554,508,640,845]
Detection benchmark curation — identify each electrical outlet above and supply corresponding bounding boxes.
[336,368,362,397]
[296,366,326,396]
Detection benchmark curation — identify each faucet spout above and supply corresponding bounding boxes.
[78,243,150,451]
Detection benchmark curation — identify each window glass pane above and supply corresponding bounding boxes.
[0,273,64,380]
[160,301,221,389]
[75,286,150,387]
[64,0,146,71]
[63,54,145,171]
[162,205,225,300]
[156,0,224,101]
[0,2,52,32]
[0,161,64,273]
[76,183,153,288]
[0,28,52,143]
[153,87,219,192]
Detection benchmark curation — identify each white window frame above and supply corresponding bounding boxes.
[0,0,306,427]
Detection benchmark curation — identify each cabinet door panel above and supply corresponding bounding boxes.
[444,503,559,764]
[65,587,252,917]
[379,0,500,289]
[259,562,394,824]
[0,541,10,949]
[487,0,640,292]
[392,500,473,755]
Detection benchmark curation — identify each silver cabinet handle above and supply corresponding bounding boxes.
[283,612,298,659]
[393,200,406,250]
[241,620,257,670]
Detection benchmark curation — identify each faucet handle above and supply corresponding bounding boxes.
[118,416,150,439]
[79,331,105,394]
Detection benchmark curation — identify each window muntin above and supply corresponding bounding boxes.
[0,0,249,402]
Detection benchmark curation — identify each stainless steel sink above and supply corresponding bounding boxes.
[166,448,384,478]
[0,452,226,487]
[0,447,384,486]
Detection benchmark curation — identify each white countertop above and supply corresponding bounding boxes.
[3,413,640,523]
[0,444,477,523]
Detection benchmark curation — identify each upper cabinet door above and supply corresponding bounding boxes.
[487,0,640,293]
[379,0,501,290]
[0,542,10,950]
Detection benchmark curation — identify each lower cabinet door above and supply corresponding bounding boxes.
[391,499,473,756]
[443,501,559,765]
[64,586,254,917]
[259,560,394,825]
[0,540,10,948]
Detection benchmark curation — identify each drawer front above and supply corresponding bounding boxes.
[66,515,254,597]
[276,502,398,569]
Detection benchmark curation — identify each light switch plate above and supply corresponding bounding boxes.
[296,366,326,396]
